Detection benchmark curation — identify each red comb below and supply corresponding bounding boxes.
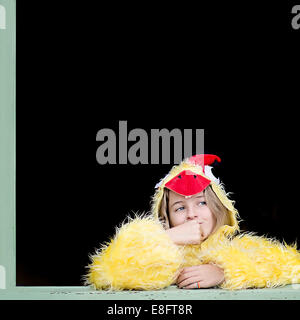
[189,154,221,167]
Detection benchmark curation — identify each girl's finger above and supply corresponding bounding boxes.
[177,270,202,285]
[180,265,203,273]
[199,224,205,240]
[178,276,200,288]
[182,281,203,289]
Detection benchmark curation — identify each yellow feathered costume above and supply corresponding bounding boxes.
[85,156,300,290]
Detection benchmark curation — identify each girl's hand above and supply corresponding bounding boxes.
[176,264,225,289]
[165,220,205,245]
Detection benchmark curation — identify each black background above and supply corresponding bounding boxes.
[16,0,299,292]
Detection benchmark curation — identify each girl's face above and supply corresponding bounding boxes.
[168,190,216,239]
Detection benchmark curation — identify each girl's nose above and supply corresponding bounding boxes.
[186,207,197,220]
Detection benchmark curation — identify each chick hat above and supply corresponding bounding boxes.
[151,154,239,236]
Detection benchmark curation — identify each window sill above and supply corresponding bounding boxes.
[1,285,300,300]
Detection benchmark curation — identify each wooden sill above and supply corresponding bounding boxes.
[1,285,300,300]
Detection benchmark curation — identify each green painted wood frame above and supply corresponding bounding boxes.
[0,0,300,300]
[0,0,16,291]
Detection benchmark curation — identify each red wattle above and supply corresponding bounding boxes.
[165,170,211,196]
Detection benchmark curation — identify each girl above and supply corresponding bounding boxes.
[85,154,300,290]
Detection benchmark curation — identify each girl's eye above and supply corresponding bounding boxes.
[175,206,185,212]
[198,201,207,206]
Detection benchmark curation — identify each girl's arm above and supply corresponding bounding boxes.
[165,220,205,245]
[200,234,300,290]
[85,216,184,290]
[166,222,224,289]
[176,264,225,289]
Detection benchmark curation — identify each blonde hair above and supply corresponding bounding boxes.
[159,185,230,234]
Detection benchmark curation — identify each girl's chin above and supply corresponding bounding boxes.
[201,230,212,241]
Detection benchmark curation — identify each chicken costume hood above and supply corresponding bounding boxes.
[85,155,300,291]
[152,154,239,236]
